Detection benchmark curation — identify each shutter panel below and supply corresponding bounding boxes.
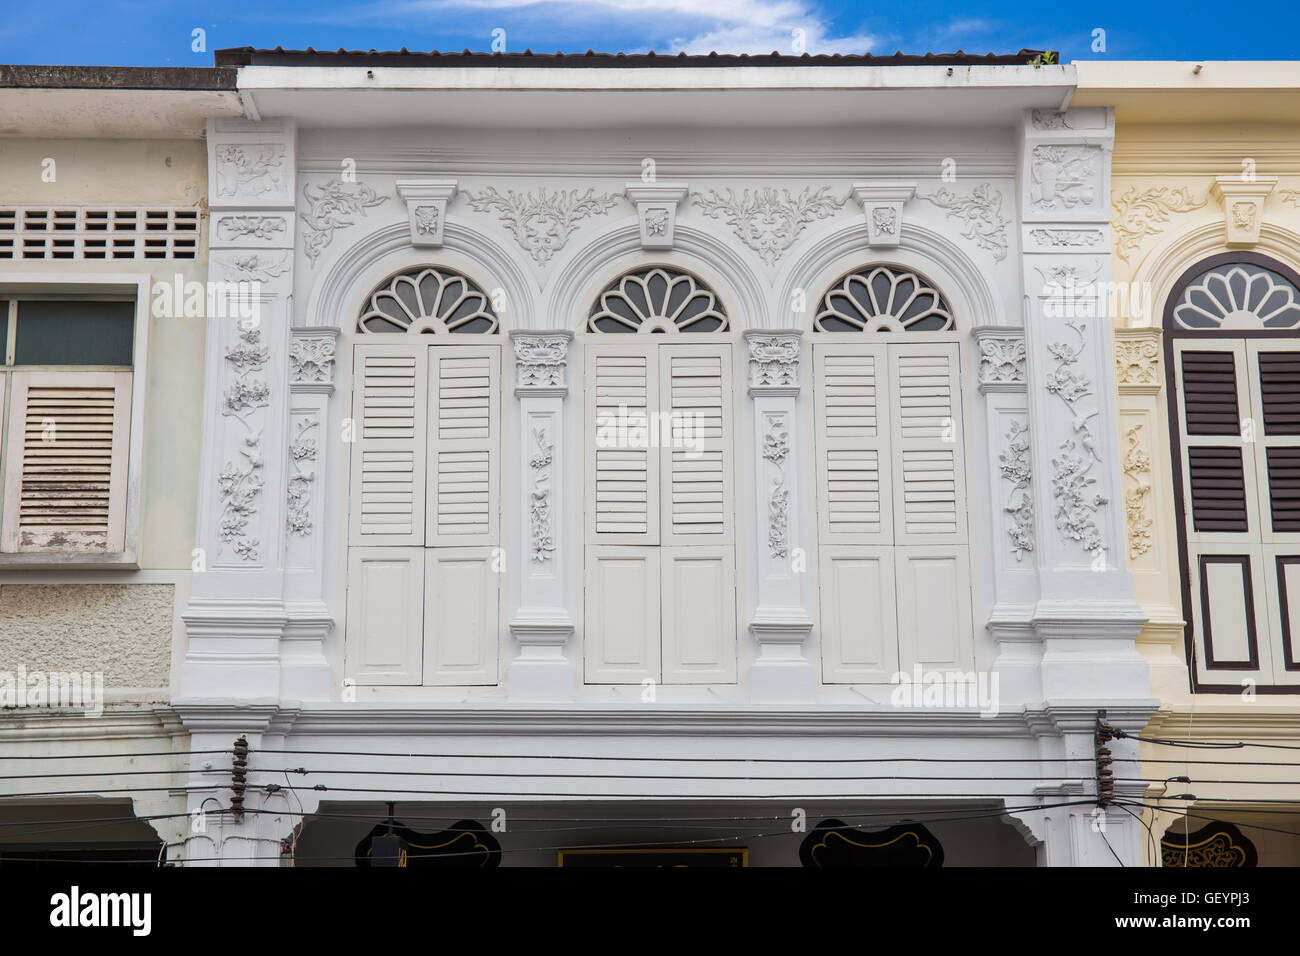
[1,370,131,553]
[346,547,424,685]
[1247,343,1300,686]
[812,342,891,544]
[349,343,427,546]
[888,343,966,544]
[586,344,659,545]
[427,345,500,547]
[1173,340,1273,687]
[660,344,732,545]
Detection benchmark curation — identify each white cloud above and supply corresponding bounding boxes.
[386,0,875,55]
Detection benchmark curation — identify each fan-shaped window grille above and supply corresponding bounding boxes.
[588,267,728,333]
[814,266,954,333]
[1172,261,1300,330]
[357,267,498,334]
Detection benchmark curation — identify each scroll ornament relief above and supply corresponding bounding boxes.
[467,186,619,265]
[763,421,791,559]
[1122,424,1153,559]
[529,426,556,562]
[217,327,271,561]
[1045,320,1108,555]
[1029,228,1104,249]
[1112,186,1207,262]
[999,420,1034,561]
[286,419,319,537]
[215,144,286,200]
[216,216,286,242]
[301,178,388,262]
[916,183,1009,261]
[693,187,846,266]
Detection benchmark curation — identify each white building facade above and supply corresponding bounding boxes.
[177,50,1154,866]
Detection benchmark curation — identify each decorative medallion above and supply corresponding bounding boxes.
[693,186,847,266]
[466,186,619,265]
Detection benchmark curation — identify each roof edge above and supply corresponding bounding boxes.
[0,65,237,91]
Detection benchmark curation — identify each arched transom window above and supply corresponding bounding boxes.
[814,266,954,333]
[357,266,498,334]
[588,267,728,333]
[1172,261,1300,331]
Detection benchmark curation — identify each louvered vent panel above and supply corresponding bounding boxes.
[1188,446,1250,533]
[895,350,960,537]
[0,207,199,260]
[822,353,878,440]
[1181,351,1242,436]
[826,448,881,533]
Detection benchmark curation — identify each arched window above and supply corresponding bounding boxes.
[809,264,971,683]
[582,266,735,684]
[588,267,728,333]
[357,267,498,334]
[347,266,502,689]
[814,266,954,333]
[1167,252,1300,692]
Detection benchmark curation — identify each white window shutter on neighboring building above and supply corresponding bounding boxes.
[1,369,131,554]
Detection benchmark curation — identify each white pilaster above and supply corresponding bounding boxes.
[744,330,816,703]
[507,331,577,700]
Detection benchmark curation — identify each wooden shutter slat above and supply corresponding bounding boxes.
[588,346,659,544]
[891,345,965,543]
[662,345,731,544]
[814,343,890,542]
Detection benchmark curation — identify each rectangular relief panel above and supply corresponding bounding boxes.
[584,546,659,683]
[423,547,499,685]
[660,546,735,684]
[346,547,424,685]
[818,546,897,683]
[1198,552,1261,670]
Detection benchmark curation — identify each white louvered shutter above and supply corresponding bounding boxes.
[349,343,427,546]
[586,343,659,545]
[427,345,500,547]
[888,343,967,545]
[812,342,891,544]
[660,344,732,545]
[888,343,972,672]
[1,370,131,553]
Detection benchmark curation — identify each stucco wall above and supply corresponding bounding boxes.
[0,583,173,693]
[0,137,208,570]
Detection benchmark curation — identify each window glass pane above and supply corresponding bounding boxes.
[0,300,9,364]
[14,300,134,366]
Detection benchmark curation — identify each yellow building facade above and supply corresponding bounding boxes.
[1079,62,1300,866]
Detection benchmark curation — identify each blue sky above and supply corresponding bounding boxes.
[2,0,1298,65]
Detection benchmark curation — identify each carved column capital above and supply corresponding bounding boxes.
[743,329,802,395]
[511,330,573,396]
[289,328,339,394]
[973,327,1027,393]
[1113,328,1163,395]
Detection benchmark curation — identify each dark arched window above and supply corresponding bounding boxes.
[1166,251,1300,692]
